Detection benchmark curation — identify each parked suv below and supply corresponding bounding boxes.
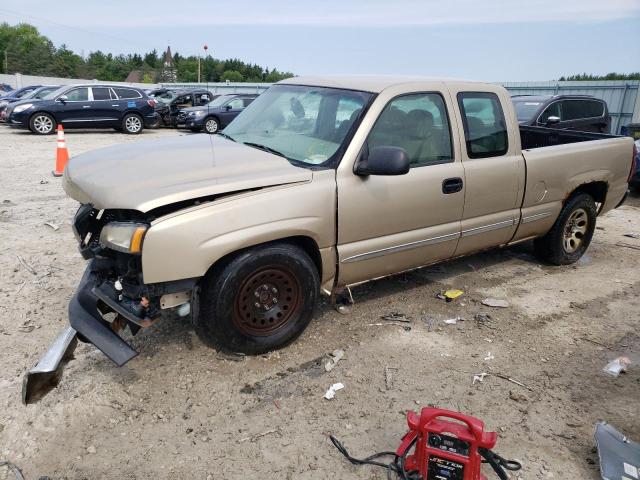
[152,88,215,126]
[178,93,258,133]
[7,84,158,135]
[512,95,610,133]
[0,85,59,122]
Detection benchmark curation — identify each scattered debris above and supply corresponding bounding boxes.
[508,390,528,403]
[422,315,437,331]
[324,349,345,372]
[14,281,26,296]
[15,255,37,276]
[494,373,532,391]
[569,301,587,310]
[44,221,60,231]
[594,422,640,480]
[367,322,411,331]
[482,298,509,308]
[335,304,351,315]
[216,351,246,362]
[484,352,495,361]
[0,460,25,480]
[443,316,462,325]
[384,366,398,390]
[616,242,640,251]
[381,312,411,323]
[238,429,280,443]
[623,232,640,239]
[18,320,36,333]
[579,336,611,350]
[86,445,97,454]
[474,313,493,328]
[442,289,464,302]
[324,382,345,400]
[472,372,489,384]
[603,356,631,377]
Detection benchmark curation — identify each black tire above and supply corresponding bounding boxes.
[534,193,597,265]
[203,116,219,134]
[195,243,319,354]
[29,112,56,135]
[122,113,144,134]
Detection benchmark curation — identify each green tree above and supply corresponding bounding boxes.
[52,44,82,77]
[220,70,244,82]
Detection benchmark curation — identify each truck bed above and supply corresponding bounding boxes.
[520,125,618,150]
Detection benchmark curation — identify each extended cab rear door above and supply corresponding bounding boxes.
[336,84,465,286]
[446,85,525,256]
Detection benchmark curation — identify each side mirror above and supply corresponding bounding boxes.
[546,116,561,126]
[355,146,410,176]
[225,104,232,111]
[57,95,68,103]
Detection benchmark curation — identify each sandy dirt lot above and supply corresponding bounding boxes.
[0,125,638,480]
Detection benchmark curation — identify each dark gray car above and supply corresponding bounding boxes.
[512,95,611,133]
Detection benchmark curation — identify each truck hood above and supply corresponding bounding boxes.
[62,134,312,212]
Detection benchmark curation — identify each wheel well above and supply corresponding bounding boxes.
[204,235,322,280]
[570,181,607,205]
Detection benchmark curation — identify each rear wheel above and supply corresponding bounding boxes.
[534,193,596,265]
[29,113,56,135]
[195,243,319,354]
[204,116,219,134]
[122,113,143,134]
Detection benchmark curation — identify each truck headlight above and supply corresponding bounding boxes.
[99,222,148,254]
[13,103,33,113]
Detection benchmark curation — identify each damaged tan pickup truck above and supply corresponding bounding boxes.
[24,76,636,403]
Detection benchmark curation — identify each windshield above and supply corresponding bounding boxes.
[208,94,235,107]
[25,86,59,100]
[223,85,373,167]
[42,86,69,100]
[512,100,544,122]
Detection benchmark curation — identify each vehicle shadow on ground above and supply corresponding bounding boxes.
[97,241,541,376]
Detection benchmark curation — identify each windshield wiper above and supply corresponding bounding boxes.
[243,142,288,159]
[218,132,236,142]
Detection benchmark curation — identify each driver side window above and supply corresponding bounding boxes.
[226,98,244,110]
[64,88,89,102]
[367,93,453,167]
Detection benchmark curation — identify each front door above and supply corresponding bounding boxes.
[57,87,91,126]
[336,91,465,286]
[449,87,525,256]
[219,97,245,128]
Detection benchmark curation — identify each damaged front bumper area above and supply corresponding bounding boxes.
[23,204,196,404]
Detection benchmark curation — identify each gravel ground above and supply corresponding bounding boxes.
[0,125,638,479]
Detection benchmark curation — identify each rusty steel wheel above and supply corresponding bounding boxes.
[233,266,302,336]
[195,243,319,354]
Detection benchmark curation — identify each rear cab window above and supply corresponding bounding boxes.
[457,92,508,158]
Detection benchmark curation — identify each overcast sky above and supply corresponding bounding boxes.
[1,0,639,81]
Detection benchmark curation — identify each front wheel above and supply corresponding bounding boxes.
[534,193,597,265]
[29,113,56,135]
[204,116,219,134]
[195,243,319,354]
[122,113,143,134]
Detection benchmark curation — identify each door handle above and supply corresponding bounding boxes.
[82,105,91,109]
[442,177,463,194]
[111,104,120,107]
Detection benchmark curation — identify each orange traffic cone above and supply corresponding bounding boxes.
[52,124,69,177]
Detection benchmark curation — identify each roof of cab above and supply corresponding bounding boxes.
[278,75,485,93]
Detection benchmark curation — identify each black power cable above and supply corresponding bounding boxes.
[330,435,421,480]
